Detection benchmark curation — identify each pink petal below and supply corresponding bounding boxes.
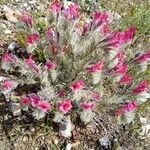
[69,80,84,92]
[79,102,96,111]
[58,100,72,114]
[132,80,147,94]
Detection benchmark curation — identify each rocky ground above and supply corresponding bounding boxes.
[0,0,48,46]
[0,0,150,150]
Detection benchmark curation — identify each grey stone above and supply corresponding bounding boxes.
[8,102,21,116]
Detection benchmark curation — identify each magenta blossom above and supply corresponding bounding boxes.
[24,55,38,72]
[28,93,40,107]
[100,24,110,36]
[118,74,132,84]
[79,101,96,111]
[92,11,108,27]
[69,80,84,92]
[1,79,12,90]
[106,31,124,49]
[26,33,39,45]
[106,27,135,49]
[121,101,137,113]
[44,60,55,71]
[115,101,137,117]
[109,51,125,70]
[57,100,72,114]
[114,51,125,61]
[113,65,128,76]
[1,53,15,62]
[20,96,30,106]
[82,21,91,35]
[86,62,103,73]
[134,50,150,63]
[122,26,136,43]
[37,101,51,112]
[20,14,32,27]
[45,27,55,40]
[91,92,102,101]
[132,80,147,94]
[64,2,78,20]
[110,51,125,69]
[49,0,61,15]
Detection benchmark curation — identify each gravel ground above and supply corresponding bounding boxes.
[0,0,150,150]
[0,0,48,46]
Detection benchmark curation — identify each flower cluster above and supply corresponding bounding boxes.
[114,101,137,117]
[21,94,50,112]
[0,1,149,131]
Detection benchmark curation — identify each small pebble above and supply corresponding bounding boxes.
[99,136,109,147]
[8,42,20,51]
[23,3,28,8]
[22,136,28,143]
[8,102,21,116]
[4,29,12,34]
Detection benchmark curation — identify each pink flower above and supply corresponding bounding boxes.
[44,60,55,71]
[106,27,135,49]
[91,92,102,101]
[122,26,136,43]
[1,79,11,90]
[122,102,137,112]
[24,55,38,72]
[92,11,108,27]
[134,50,150,63]
[64,2,78,20]
[113,65,128,76]
[114,51,125,61]
[86,62,103,73]
[26,33,39,45]
[118,74,132,84]
[106,32,124,49]
[132,80,147,94]
[100,24,110,36]
[37,101,51,112]
[28,93,40,107]
[69,80,84,92]
[49,0,61,14]
[20,14,32,27]
[20,96,30,106]
[57,100,72,114]
[79,101,96,111]
[1,53,15,62]
[82,21,91,35]
[45,27,54,40]
[115,101,137,117]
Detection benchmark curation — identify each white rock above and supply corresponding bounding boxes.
[23,3,28,8]
[9,102,21,116]
[140,117,150,137]
[5,9,18,22]
[8,42,19,51]
[66,143,72,150]
[29,1,37,4]
[4,29,12,34]
[99,136,109,147]
[1,23,7,29]
[140,117,147,125]
[3,5,10,12]
[141,124,150,137]
[59,116,72,138]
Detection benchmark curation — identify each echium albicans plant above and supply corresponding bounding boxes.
[0,1,150,138]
